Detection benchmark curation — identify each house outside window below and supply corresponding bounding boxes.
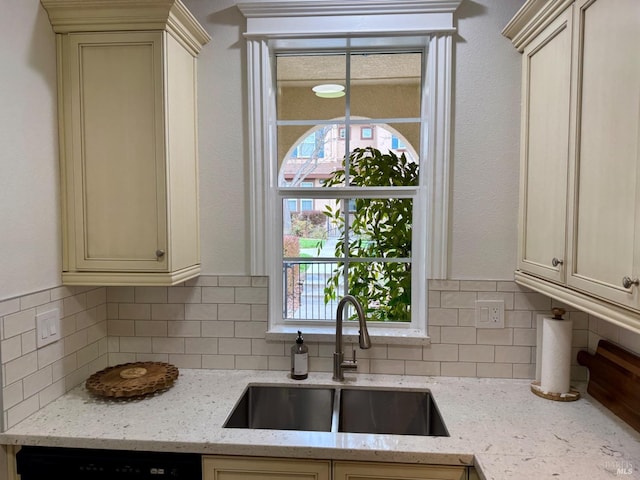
[238,1,459,342]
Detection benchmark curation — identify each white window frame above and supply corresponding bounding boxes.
[238,0,460,344]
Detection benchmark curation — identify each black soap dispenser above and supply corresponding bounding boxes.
[290,330,309,380]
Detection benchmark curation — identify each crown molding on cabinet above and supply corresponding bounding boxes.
[40,0,211,54]
[502,0,573,52]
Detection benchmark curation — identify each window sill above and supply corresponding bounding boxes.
[265,325,430,345]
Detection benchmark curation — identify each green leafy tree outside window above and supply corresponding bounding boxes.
[322,147,418,322]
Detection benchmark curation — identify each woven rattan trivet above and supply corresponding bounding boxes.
[86,362,179,398]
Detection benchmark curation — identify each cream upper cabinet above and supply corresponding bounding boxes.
[41,0,210,286]
[504,0,640,331]
[517,7,573,284]
[565,0,640,310]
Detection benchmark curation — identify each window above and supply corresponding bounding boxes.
[360,126,373,140]
[238,1,458,342]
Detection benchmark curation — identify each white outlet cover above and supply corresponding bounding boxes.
[475,300,505,329]
[36,308,61,348]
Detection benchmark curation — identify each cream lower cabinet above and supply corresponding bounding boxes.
[202,457,467,480]
[203,456,331,480]
[333,461,467,480]
[504,0,640,331]
[41,0,210,286]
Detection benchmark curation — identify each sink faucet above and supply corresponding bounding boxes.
[333,295,372,381]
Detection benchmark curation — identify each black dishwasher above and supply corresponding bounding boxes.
[16,446,202,480]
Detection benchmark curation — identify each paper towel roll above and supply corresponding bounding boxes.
[540,316,573,394]
[535,314,544,382]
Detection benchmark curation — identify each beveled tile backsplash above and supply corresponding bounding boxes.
[2,275,639,431]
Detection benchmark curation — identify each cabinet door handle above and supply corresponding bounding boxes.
[552,257,563,267]
[156,249,166,259]
[622,276,639,289]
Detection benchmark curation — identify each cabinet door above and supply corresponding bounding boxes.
[67,32,168,272]
[566,0,640,310]
[203,456,330,480]
[333,461,466,480]
[517,8,573,283]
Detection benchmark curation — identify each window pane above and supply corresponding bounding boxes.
[276,54,346,121]
[347,261,411,322]
[350,52,422,119]
[320,198,412,258]
[278,124,343,185]
[282,198,335,258]
[321,146,419,188]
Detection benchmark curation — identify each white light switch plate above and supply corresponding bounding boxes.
[36,308,61,348]
[475,300,505,329]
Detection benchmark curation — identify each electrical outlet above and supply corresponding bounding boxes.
[475,300,505,329]
[36,308,61,348]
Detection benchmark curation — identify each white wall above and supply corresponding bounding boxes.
[0,0,525,302]
[449,1,524,279]
[186,0,525,279]
[0,0,60,302]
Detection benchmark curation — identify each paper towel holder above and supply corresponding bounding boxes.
[530,308,581,402]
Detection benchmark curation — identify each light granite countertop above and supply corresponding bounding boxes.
[1,369,639,479]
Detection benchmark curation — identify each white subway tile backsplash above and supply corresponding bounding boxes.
[235,356,268,370]
[135,321,168,337]
[2,381,23,410]
[441,362,476,377]
[119,304,151,320]
[135,287,168,304]
[202,287,235,304]
[20,291,51,310]
[514,292,552,311]
[1,336,23,364]
[477,328,513,345]
[405,360,440,376]
[202,320,235,338]
[460,280,496,292]
[387,345,422,361]
[459,345,494,363]
[428,308,458,326]
[37,341,65,369]
[218,338,251,355]
[151,304,185,321]
[3,277,632,430]
[202,354,235,369]
[168,287,202,304]
[219,276,252,287]
[423,343,458,362]
[185,304,217,321]
[23,366,52,399]
[185,338,218,355]
[152,338,185,354]
[477,363,512,378]
[7,394,39,429]
[235,321,268,339]
[218,304,251,321]
[0,298,20,318]
[4,308,36,339]
[441,291,477,309]
[495,346,531,364]
[441,326,477,344]
[120,337,152,353]
[167,321,201,337]
[5,351,38,385]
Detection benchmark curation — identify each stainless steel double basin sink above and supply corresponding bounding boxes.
[224,385,449,436]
